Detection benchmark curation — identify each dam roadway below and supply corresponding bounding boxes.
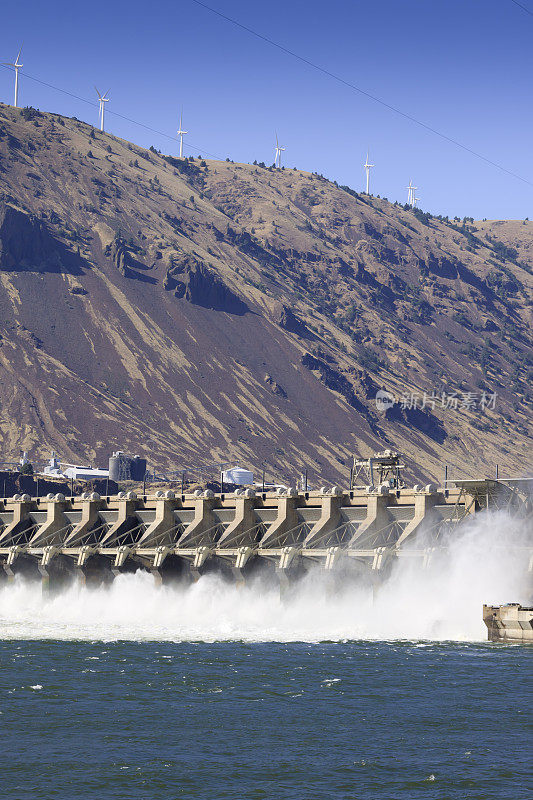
[0,479,531,592]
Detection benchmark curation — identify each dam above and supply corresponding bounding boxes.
[0,474,531,593]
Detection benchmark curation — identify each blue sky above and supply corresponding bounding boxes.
[1,0,531,219]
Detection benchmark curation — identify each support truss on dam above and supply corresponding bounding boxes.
[0,478,531,592]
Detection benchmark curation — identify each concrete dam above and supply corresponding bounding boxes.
[0,477,531,593]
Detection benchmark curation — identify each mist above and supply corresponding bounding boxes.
[0,510,530,643]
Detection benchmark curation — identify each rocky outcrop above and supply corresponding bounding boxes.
[272,302,312,338]
[105,235,156,283]
[384,403,447,444]
[351,369,379,399]
[106,236,130,277]
[301,353,366,414]
[0,201,81,274]
[164,253,249,314]
[423,253,458,279]
[223,225,286,269]
[263,373,287,398]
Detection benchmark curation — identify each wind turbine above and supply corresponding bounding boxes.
[274,133,285,168]
[363,151,374,194]
[407,179,417,207]
[3,45,23,108]
[177,111,187,157]
[95,87,110,132]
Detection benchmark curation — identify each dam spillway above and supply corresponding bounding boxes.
[0,479,531,593]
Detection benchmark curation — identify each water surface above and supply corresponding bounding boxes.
[1,639,530,799]
[2,510,531,798]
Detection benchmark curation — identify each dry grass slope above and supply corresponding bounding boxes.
[0,104,531,484]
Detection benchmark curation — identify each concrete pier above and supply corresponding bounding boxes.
[0,479,530,593]
[483,604,533,642]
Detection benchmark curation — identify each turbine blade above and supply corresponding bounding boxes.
[95,86,102,99]
[16,44,23,64]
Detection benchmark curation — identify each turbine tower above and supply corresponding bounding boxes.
[274,133,285,168]
[363,151,374,194]
[177,111,187,158]
[95,87,110,132]
[407,179,417,207]
[4,45,23,108]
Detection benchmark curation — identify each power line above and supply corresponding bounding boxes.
[189,0,533,189]
[0,63,223,160]
[509,0,533,16]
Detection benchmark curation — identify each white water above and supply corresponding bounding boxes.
[0,511,530,642]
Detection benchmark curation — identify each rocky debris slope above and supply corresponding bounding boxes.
[0,104,530,484]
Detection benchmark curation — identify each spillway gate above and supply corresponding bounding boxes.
[0,479,531,592]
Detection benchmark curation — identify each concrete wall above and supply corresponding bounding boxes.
[0,482,530,590]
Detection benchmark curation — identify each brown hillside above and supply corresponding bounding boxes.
[0,104,531,484]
